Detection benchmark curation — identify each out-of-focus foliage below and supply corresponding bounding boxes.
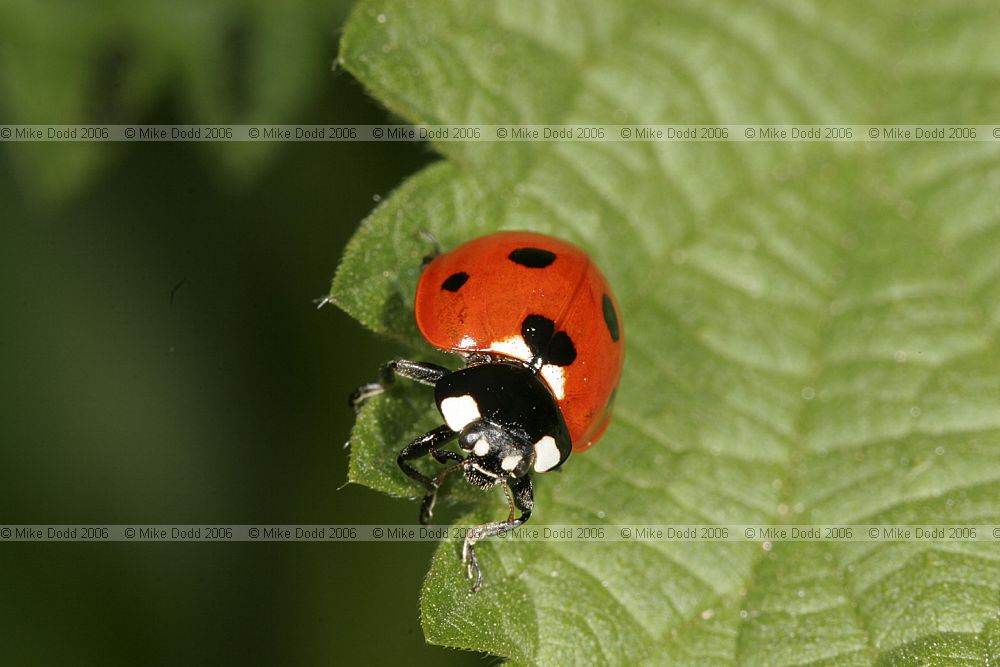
[0,0,349,199]
[0,1,481,665]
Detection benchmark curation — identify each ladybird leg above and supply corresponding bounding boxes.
[350,359,450,411]
[502,483,517,524]
[421,449,465,522]
[397,424,456,490]
[462,475,534,593]
[420,459,465,525]
[431,449,463,464]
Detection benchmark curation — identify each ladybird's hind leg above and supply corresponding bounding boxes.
[350,359,449,412]
[462,475,534,593]
[396,424,459,524]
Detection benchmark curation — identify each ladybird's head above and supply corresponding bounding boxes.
[457,419,533,486]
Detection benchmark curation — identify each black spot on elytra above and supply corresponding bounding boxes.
[508,247,556,268]
[602,293,620,342]
[441,272,469,292]
[547,332,577,366]
[522,314,577,366]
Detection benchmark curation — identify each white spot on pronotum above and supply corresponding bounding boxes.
[440,395,480,432]
[473,438,490,457]
[500,455,521,471]
[540,364,566,399]
[490,335,532,362]
[457,335,477,349]
[533,436,561,472]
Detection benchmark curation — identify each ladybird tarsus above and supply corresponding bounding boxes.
[464,541,483,592]
[461,475,533,592]
[348,382,383,412]
[420,493,437,526]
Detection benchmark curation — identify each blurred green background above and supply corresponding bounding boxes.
[0,1,478,664]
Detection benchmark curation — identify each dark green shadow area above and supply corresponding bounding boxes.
[0,21,484,667]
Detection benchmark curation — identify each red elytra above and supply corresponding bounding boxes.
[415,231,624,452]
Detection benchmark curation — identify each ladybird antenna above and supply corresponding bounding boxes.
[417,229,442,266]
[417,228,441,251]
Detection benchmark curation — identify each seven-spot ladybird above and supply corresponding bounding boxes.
[351,231,624,591]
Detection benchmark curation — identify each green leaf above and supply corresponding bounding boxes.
[332,1,1000,664]
[0,0,351,201]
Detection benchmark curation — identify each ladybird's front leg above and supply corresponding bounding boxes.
[396,425,458,524]
[397,424,456,489]
[350,359,449,411]
[462,475,534,593]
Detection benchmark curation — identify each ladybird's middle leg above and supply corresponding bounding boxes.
[350,359,449,411]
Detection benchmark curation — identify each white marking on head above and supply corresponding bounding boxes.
[540,364,566,400]
[533,436,561,472]
[489,335,533,363]
[440,395,481,432]
[473,438,490,457]
[500,454,521,471]
[468,462,499,479]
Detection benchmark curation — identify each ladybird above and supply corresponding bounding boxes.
[351,231,624,591]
